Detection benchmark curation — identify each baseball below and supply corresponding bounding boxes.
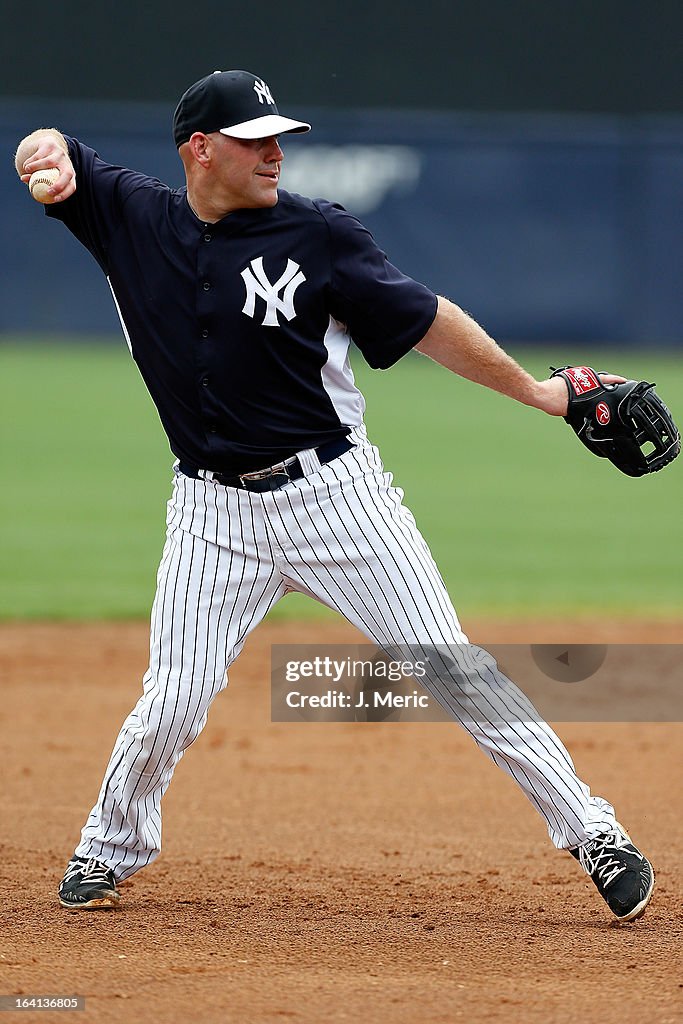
[28,167,60,204]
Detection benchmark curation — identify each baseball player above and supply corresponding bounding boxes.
[15,70,654,922]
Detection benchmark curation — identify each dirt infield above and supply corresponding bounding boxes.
[1,620,681,1024]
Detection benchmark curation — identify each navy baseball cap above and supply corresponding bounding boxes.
[173,70,311,147]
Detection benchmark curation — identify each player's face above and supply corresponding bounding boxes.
[209,133,284,211]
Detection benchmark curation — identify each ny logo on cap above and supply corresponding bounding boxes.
[253,78,274,105]
[241,257,306,326]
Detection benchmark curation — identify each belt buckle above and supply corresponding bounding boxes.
[239,456,296,486]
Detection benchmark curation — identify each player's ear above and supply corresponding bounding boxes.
[187,133,211,168]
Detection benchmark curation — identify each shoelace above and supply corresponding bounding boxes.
[578,832,629,888]
[62,857,113,886]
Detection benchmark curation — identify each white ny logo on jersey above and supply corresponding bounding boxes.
[253,78,274,105]
[241,257,306,326]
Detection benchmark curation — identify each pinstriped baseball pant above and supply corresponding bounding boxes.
[75,425,616,880]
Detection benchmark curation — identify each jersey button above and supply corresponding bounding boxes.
[203,234,212,242]
[202,281,210,291]
[201,329,209,339]
[201,377,209,387]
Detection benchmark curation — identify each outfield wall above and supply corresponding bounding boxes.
[2,99,682,344]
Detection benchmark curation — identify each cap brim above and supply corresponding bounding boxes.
[219,114,311,139]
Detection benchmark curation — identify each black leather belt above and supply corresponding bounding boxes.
[178,436,353,493]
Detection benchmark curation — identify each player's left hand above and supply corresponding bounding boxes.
[535,372,627,416]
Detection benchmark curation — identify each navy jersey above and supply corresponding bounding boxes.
[47,137,438,472]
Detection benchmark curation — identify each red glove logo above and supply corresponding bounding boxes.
[596,402,611,425]
[566,366,601,395]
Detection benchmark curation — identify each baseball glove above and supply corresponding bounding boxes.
[550,365,680,477]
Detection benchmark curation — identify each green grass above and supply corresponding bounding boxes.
[1,338,681,620]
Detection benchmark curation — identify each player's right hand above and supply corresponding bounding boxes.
[20,135,76,202]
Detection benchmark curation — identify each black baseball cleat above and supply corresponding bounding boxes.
[58,856,121,910]
[570,823,654,922]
